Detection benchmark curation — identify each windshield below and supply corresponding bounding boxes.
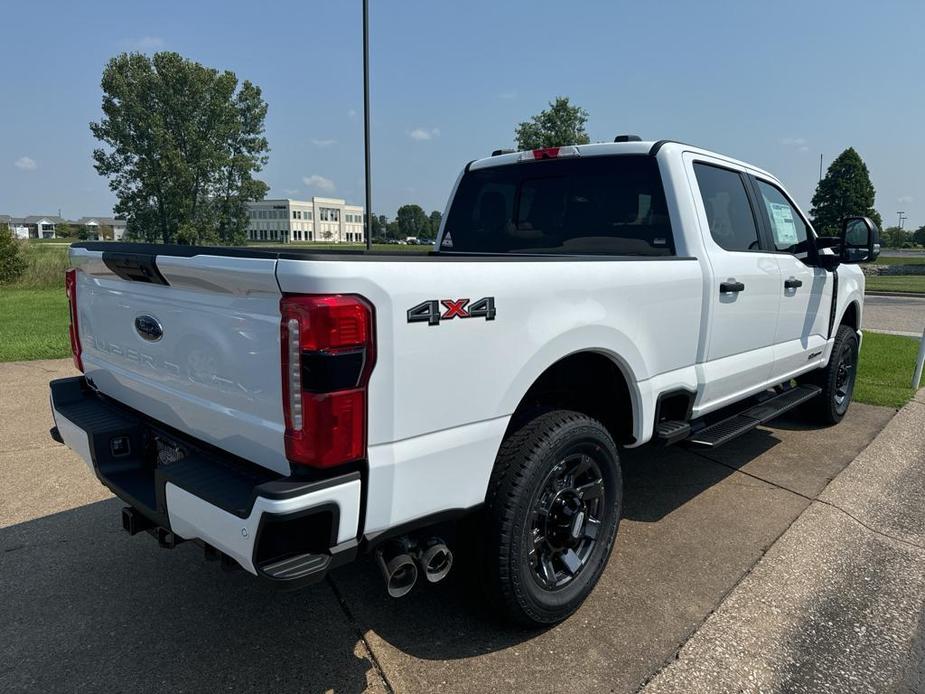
[440,155,674,255]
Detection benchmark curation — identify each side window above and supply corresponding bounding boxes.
[693,163,761,252]
[754,179,809,255]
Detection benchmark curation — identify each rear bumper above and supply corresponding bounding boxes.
[49,376,360,588]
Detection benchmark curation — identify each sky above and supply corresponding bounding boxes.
[1,0,924,229]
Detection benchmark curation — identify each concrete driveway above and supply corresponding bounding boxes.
[0,359,896,692]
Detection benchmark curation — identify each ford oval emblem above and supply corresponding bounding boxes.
[134,315,163,342]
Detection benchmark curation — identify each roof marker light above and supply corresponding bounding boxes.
[518,145,581,162]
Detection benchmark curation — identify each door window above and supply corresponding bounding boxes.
[754,179,809,255]
[693,163,760,252]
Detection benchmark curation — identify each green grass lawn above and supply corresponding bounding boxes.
[874,254,925,265]
[0,288,70,361]
[865,275,925,294]
[855,331,924,408]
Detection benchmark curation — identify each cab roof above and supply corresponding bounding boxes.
[468,139,777,182]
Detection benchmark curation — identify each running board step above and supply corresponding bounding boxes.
[258,553,331,581]
[655,420,692,445]
[687,385,821,448]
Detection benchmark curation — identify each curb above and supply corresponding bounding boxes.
[865,290,925,298]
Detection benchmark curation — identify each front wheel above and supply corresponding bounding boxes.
[801,324,860,425]
[482,410,623,626]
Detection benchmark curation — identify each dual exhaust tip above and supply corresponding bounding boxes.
[376,538,453,598]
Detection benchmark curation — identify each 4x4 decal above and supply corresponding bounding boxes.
[407,297,496,326]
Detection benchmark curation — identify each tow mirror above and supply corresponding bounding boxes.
[840,216,880,264]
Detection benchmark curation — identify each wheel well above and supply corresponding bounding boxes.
[840,301,860,331]
[507,352,635,445]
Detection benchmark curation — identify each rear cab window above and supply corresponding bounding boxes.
[440,155,675,256]
[693,162,761,253]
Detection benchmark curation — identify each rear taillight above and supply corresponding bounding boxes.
[280,295,375,469]
[64,268,84,372]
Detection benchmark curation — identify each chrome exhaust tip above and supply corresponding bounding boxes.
[419,541,453,584]
[376,545,418,598]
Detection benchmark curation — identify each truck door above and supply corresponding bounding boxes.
[748,176,833,382]
[687,157,782,413]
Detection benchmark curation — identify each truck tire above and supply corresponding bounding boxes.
[801,324,860,425]
[482,410,622,626]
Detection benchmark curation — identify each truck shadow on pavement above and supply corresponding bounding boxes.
[0,408,892,691]
[0,500,378,693]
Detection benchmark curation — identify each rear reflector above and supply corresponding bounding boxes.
[64,268,84,372]
[280,294,375,469]
[519,145,580,162]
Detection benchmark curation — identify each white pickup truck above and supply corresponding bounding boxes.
[50,138,879,625]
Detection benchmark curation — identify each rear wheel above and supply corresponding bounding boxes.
[482,410,622,626]
[801,324,859,425]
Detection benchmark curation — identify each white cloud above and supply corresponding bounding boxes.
[347,109,358,120]
[303,175,335,193]
[14,156,37,171]
[311,138,337,147]
[498,90,517,100]
[779,136,808,147]
[898,195,914,204]
[119,36,165,52]
[283,188,300,195]
[409,127,440,141]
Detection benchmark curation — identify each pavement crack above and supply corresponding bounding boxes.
[689,449,925,553]
[326,575,396,694]
[811,498,925,552]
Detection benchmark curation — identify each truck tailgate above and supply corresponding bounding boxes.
[70,247,288,474]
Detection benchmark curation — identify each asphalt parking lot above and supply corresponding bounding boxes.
[863,294,925,336]
[0,360,904,692]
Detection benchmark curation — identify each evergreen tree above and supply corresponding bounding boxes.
[809,148,882,235]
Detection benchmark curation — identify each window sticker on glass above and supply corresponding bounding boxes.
[768,202,798,246]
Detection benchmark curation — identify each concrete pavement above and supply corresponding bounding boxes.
[0,359,909,692]
[643,394,925,693]
[863,294,925,337]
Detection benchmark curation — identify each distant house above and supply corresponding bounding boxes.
[72,217,127,241]
[21,215,66,239]
[1,213,127,241]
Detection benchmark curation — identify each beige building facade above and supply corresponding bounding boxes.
[246,197,364,244]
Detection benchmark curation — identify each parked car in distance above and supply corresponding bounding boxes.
[50,137,878,625]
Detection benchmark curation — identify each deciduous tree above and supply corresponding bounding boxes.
[0,225,27,285]
[427,210,442,239]
[396,203,429,238]
[515,97,590,150]
[913,225,925,247]
[90,52,269,245]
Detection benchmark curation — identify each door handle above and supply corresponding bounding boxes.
[784,278,803,289]
[720,281,745,294]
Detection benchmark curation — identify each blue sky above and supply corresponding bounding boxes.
[2,0,923,229]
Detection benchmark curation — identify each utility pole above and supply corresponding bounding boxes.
[362,0,373,252]
[819,154,823,182]
[897,211,906,229]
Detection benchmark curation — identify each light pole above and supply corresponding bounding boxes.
[363,0,373,251]
[897,211,907,229]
